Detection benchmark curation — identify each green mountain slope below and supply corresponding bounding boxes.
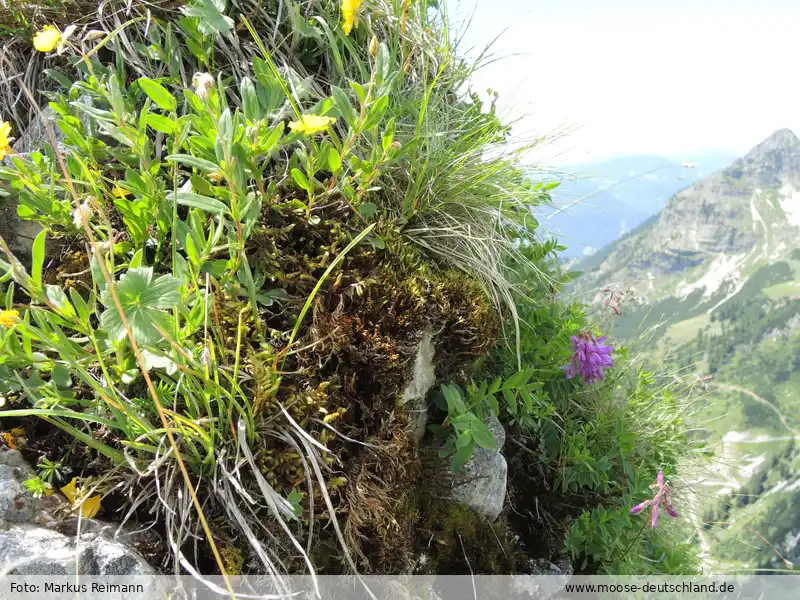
[702,440,800,571]
[577,129,800,571]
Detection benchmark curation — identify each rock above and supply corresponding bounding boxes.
[0,449,156,575]
[0,448,69,528]
[450,415,507,521]
[0,523,155,575]
[402,332,436,442]
[0,198,42,265]
[504,558,574,600]
[528,557,573,576]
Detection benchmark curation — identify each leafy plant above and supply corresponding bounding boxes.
[435,368,542,472]
[100,267,181,345]
[23,475,52,499]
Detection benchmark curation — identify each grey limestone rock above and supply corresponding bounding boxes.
[450,414,507,522]
[402,332,437,443]
[0,449,155,575]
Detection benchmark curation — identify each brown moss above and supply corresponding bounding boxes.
[343,422,421,572]
[220,545,245,575]
[42,238,91,291]
[235,199,501,574]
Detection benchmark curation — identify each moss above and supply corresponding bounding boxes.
[236,199,501,574]
[413,494,521,574]
[220,545,245,575]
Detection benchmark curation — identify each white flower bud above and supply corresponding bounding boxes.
[201,346,212,370]
[73,199,93,230]
[93,241,111,256]
[10,259,30,288]
[192,72,215,100]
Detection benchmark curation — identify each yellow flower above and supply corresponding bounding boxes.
[288,114,336,135]
[1,432,16,450]
[80,495,102,518]
[341,0,364,36]
[60,477,102,518]
[112,184,130,198]
[60,477,77,502]
[33,25,61,53]
[0,121,13,161]
[0,310,19,327]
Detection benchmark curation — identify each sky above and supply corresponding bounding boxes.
[451,0,800,165]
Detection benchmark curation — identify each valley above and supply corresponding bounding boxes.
[573,128,800,572]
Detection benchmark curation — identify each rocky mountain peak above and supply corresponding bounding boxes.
[728,128,800,186]
[748,128,800,156]
[577,128,800,293]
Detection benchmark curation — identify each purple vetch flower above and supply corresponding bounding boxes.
[629,471,678,528]
[561,332,614,384]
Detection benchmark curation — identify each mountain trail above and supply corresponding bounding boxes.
[713,383,799,436]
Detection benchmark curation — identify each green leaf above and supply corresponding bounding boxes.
[331,86,358,128]
[451,440,474,472]
[252,57,286,112]
[146,113,176,134]
[165,154,220,172]
[368,235,386,250]
[291,168,311,192]
[471,421,496,450]
[362,95,389,131]
[375,42,391,85]
[3,281,12,308]
[382,118,396,153]
[99,267,181,345]
[456,430,473,449]
[129,249,144,270]
[173,192,228,214]
[503,388,517,415]
[288,2,321,39]
[349,81,367,105]
[287,488,304,519]
[137,77,176,112]
[31,230,46,290]
[327,148,342,173]
[45,285,75,318]
[486,393,500,418]
[69,288,91,323]
[240,76,260,122]
[184,234,201,267]
[358,202,378,218]
[503,367,535,391]
[218,109,233,142]
[51,364,71,388]
[442,384,465,415]
[44,69,73,90]
[451,413,473,432]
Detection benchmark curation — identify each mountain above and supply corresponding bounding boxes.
[578,129,800,313]
[577,128,800,570]
[540,153,736,258]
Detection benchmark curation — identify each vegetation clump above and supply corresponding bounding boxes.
[0,0,708,582]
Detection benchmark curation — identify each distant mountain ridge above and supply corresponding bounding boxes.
[577,128,800,309]
[541,152,736,258]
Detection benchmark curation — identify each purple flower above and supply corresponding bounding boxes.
[629,471,678,528]
[562,332,614,384]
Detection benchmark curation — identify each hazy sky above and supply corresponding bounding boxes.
[452,0,800,164]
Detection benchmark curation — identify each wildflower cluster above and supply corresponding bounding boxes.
[630,471,678,527]
[562,332,614,384]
